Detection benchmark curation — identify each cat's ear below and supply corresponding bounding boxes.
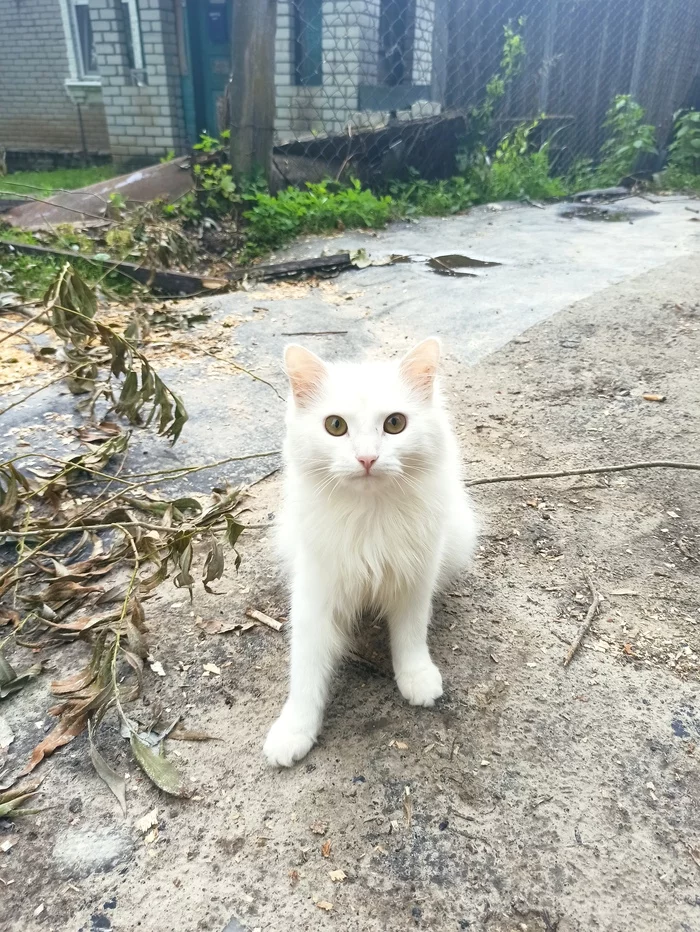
[399,338,441,400]
[284,344,328,406]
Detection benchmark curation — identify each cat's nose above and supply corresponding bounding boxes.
[356,455,377,474]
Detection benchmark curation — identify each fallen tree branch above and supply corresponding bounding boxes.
[563,574,601,667]
[465,460,700,488]
[1,240,227,296]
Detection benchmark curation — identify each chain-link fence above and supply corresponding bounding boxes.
[270,0,700,186]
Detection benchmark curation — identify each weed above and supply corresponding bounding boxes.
[390,173,476,216]
[667,109,700,176]
[458,19,526,172]
[242,179,393,257]
[595,95,657,186]
[485,121,566,200]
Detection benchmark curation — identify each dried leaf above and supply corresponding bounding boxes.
[310,820,327,835]
[0,652,42,700]
[0,791,40,818]
[168,725,220,742]
[129,734,191,797]
[22,714,88,775]
[321,839,332,858]
[89,729,127,816]
[195,617,241,635]
[202,537,225,593]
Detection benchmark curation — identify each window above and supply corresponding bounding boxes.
[70,0,98,78]
[378,0,415,86]
[121,0,146,74]
[293,0,323,87]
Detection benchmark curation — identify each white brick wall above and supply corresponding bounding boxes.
[0,0,110,156]
[275,0,437,142]
[91,0,187,166]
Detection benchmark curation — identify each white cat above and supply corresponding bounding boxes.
[263,338,477,767]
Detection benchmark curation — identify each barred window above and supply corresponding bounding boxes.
[293,0,323,87]
[379,0,416,86]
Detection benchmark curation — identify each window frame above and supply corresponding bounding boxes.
[69,0,99,80]
[122,0,146,74]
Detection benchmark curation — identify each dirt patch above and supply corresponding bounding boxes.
[1,256,699,932]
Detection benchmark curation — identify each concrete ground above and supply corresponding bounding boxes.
[1,197,699,932]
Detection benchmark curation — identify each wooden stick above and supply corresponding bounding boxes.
[245,608,284,632]
[466,461,700,488]
[563,574,601,667]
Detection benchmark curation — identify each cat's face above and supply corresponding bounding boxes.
[284,339,445,486]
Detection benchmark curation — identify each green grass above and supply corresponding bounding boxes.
[0,164,117,199]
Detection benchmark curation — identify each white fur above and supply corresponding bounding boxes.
[263,340,477,767]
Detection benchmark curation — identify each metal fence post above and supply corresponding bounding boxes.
[229,0,278,183]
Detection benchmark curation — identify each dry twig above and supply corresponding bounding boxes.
[563,574,601,667]
[466,460,700,488]
[246,608,284,631]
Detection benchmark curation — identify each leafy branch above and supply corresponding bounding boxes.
[0,263,279,810]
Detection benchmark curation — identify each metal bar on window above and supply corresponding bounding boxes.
[126,0,145,73]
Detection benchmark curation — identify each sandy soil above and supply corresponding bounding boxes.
[1,254,699,932]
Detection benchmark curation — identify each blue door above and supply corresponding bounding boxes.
[186,0,232,138]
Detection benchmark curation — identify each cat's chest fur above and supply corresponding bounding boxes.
[281,474,445,609]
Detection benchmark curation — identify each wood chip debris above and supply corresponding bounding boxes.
[245,608,284,631]
[315,900,334,911]
[135,808,158,834]
[642,393,666,402]
[403,786,413,828]
[202,663,221,676]
[329,869,346,882]
[309,820,327,835]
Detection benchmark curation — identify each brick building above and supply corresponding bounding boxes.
[0,0,440,170]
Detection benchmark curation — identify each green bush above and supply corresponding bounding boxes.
[243,179,393,256]
[668,109,700,175]
[595,95,657,186]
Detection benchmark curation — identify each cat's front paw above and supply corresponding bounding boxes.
[396,662,443,707]
[263,716,315,767]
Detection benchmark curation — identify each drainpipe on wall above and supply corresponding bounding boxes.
[75,103,89,167]
[65,83,97,167]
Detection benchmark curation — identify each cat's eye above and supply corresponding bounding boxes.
[384,413,407,434]
[325,415,348,436]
